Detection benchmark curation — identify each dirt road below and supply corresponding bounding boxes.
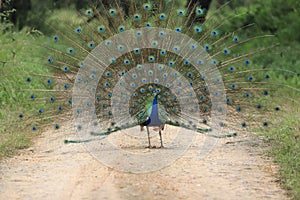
[0,125,287,200]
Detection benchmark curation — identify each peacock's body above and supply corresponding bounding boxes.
[20,0,298,152]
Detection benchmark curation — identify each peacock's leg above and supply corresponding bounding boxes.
[146,126,151,148]
[159,130,164,148]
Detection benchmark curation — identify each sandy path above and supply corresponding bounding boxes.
[0,125,287,200]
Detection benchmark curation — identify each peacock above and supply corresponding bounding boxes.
[139,93,165,148]
[19,0,299,153]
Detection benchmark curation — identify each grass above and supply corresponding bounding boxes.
[0,8,82,160]
[261,106,300,199]
[0,30,52,159]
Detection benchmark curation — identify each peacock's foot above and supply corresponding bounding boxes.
[145,145,165,149]
[146,145,161,149]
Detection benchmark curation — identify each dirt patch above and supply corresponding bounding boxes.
[0,125,287,199]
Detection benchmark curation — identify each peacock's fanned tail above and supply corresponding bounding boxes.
[19,1,299,144]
